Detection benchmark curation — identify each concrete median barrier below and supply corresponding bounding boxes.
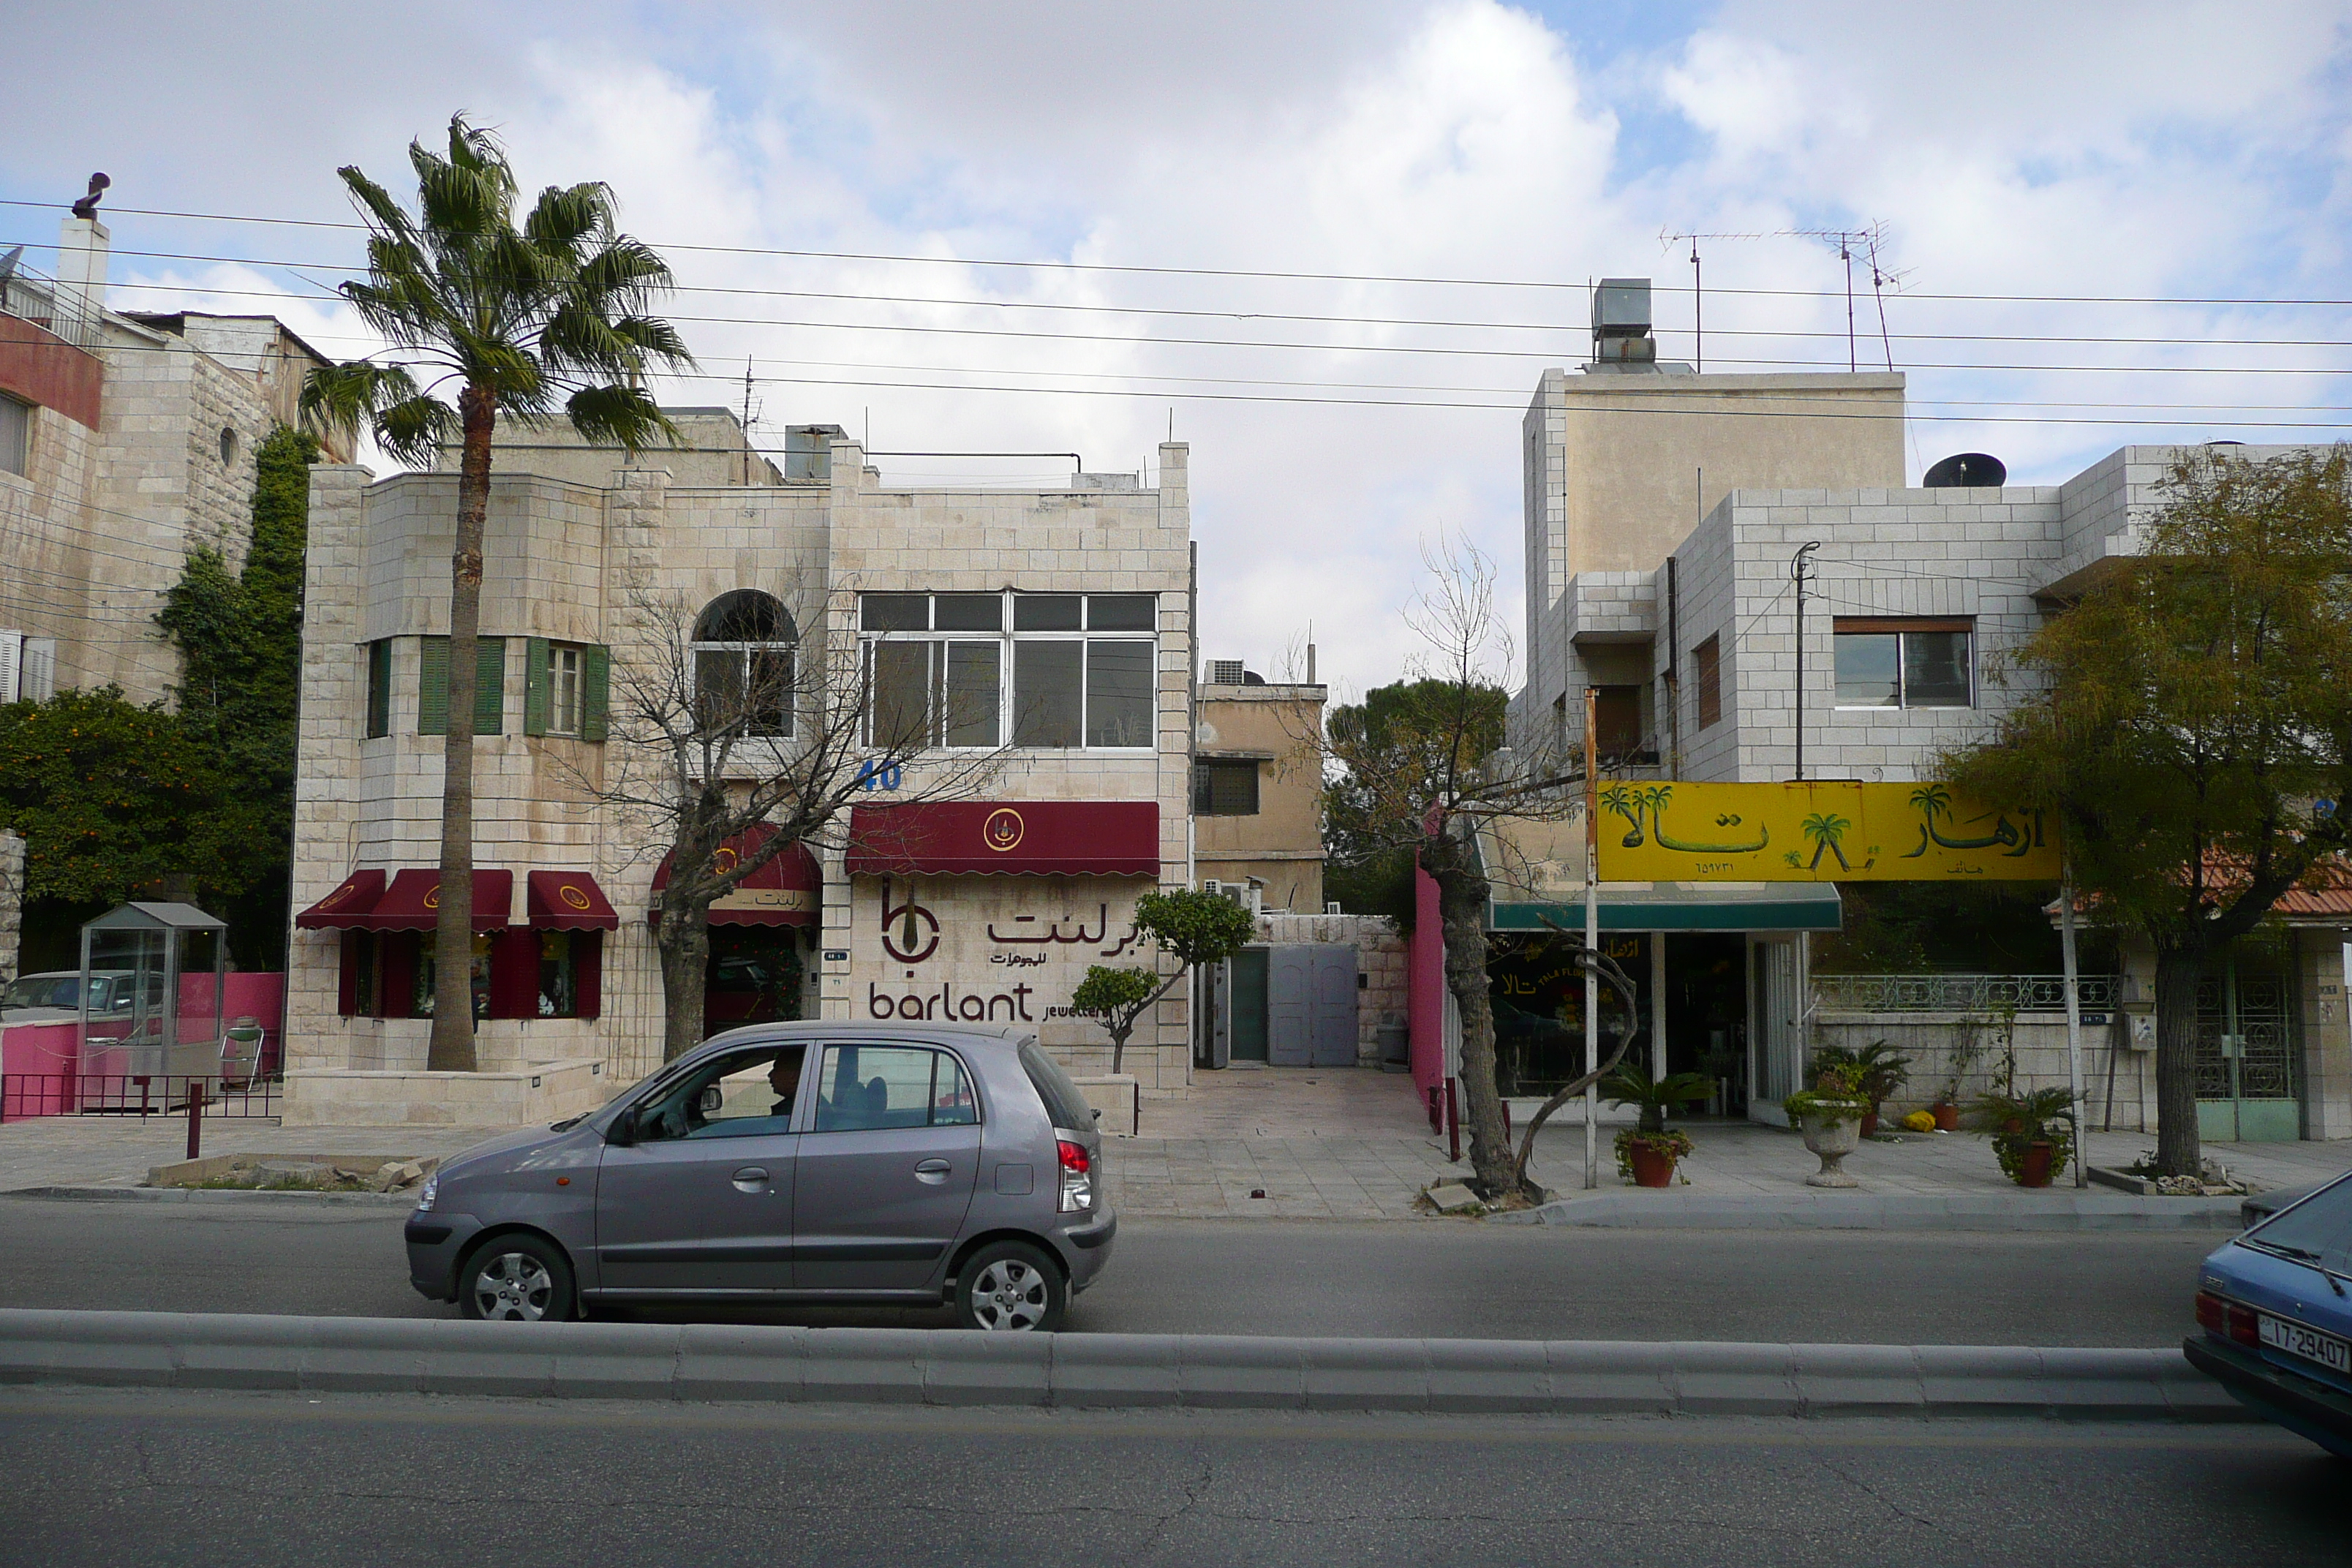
[0,1308,2252,1421]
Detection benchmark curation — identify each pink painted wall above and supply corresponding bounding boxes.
[1409,858,1446,1101]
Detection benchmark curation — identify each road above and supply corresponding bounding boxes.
[0,1195,2220,1343]
[0,1385,2340,1567]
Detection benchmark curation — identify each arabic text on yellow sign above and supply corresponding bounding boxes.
[1591,782,2059,882]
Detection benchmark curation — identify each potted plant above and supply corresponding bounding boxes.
[1812,1041,1913,1137]
[1784,1063,1872,1188]
[1602,1063,1714,1188]
[1966,1083,2079,1188]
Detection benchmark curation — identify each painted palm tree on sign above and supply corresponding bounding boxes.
[1801,813,1854,871]
[301,116,694,1071]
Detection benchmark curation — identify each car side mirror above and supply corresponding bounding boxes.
[699,1085,725,1115]
[607,1108,638,1147]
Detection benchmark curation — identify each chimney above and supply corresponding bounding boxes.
[54,214,109,344]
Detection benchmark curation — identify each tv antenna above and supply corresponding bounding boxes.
[737,356,765,485]
[1659,227,1771,372]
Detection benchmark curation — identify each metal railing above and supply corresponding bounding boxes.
[0,262,103,351]
[1811,973,2123,1014]
[0,1073,282,1123]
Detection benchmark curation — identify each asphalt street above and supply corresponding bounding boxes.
[0,1386,2340,1568]
[0,1194,2220,1343]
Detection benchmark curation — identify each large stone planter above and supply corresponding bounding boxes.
[1799,1104,1868,1188]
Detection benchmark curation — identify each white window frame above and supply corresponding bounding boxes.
[858,590,1159,753]
[1831,621,1977,712]
[548,641,584,737]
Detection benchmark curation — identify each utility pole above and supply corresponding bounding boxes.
[1791,541,1820,781]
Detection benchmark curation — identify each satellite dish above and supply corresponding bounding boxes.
[1922,452,2006,489]
[0,246,20,289]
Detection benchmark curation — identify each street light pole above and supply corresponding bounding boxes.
[1791,541,1821,782]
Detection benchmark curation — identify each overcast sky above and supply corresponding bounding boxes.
[4,1,2346,696]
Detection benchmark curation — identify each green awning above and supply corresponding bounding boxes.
[1489,881,1843,933]
[1470,810,1844,933]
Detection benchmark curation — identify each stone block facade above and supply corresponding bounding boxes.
[287,427,1200,1099]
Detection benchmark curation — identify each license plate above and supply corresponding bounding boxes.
[2259,1313,2352,1376]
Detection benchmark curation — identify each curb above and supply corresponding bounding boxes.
[2,1186,418,1209]
[0,1309,2251,1421]
[1493,1192,2247,1232]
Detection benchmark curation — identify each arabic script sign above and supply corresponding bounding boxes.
[1592,782,2059,881]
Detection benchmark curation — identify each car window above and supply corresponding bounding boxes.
[812,1045,977,1132]
[3,976,69,1010]
[2245,1172,2352,1272]
[633,1046,802,1142]
[1019,1039,1095,1132]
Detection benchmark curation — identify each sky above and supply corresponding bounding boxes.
[3,0,2347,700]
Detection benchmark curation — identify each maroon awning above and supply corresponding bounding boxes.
[367,869,513,932]
[651,826,821,927]
[295,869,387,929]
[846,802,1161,877]
[527,870,620,931]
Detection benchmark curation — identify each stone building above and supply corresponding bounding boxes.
[1488,282,2351,1145]
[282,415,1199,1123]
[0,211,348,709]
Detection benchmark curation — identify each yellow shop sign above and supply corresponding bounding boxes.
[1592,781,2059,882]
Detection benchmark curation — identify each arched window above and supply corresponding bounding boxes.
[693,589,796,737]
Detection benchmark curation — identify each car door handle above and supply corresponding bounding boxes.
[913,1158,952,1185]
[731,1166,769,1191]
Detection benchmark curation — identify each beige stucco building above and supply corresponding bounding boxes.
[1192,663,1326,916]
[282,415,1200,1123]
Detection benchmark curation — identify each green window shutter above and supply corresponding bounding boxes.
[581,644,611,742]
[418,636,450,736]
[523,636,551,736]
[475,637,505,736]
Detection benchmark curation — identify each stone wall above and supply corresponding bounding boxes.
[1812,1011,2148,1131]
[0,829,23,984]
[281,1055,617,1128]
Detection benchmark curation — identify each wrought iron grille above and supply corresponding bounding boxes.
[2195,975,2296,1101]
[1812,973,2122,1014]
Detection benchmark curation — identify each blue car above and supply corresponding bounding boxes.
[2187,1171,2352,1460]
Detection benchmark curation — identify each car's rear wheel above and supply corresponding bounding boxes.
[955,1240,1066,1332]
[459,1233,575,1322]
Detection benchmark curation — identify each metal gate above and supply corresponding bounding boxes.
[1267,943,1360,1068]
[2195,965,2300,1142]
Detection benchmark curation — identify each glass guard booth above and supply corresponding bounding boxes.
[78,901,228,1083]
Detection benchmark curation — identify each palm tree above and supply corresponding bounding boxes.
[302,117,694,1071]
[1801,813,1853,870]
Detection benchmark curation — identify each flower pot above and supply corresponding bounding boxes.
[1798,1104,1867,1188]
[1628,1142,1678,1188]
[1860,1111,1880,1139]
[1932,1102,1959,1132]
[2016,1140,2055,1188]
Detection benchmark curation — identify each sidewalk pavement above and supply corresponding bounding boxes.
[4,1066,2349,1223]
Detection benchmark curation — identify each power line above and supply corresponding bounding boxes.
[67,268,2352,352]
[5,200,2348,309]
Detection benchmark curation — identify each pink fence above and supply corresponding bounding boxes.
[1409,859,1446,1114]
[0,971,284,1120]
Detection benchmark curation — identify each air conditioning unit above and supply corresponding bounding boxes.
[1207,659,1245,686]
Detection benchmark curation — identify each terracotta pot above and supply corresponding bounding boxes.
[2016,1140,2055,1188]
[1861,1111,1880,1139]
[1628,1142,1678,1188]
[1932,1102,1959,1132]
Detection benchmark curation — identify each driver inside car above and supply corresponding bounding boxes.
[767,1046,804,1119]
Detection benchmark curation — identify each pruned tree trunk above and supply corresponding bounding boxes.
[2152,935,2205,1178]
[1429,838,1515,1199]
[655,908,711,1063]
[427,385,494,1073]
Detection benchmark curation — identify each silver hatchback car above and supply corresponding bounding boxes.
[403,1022,1115,1331]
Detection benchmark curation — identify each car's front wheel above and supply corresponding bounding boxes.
[458,1233,575,1322]
[955,1240,1066,1332]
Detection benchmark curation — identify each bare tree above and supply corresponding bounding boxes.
[572,579,1009,1061]
[1313,538,1583,1202]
